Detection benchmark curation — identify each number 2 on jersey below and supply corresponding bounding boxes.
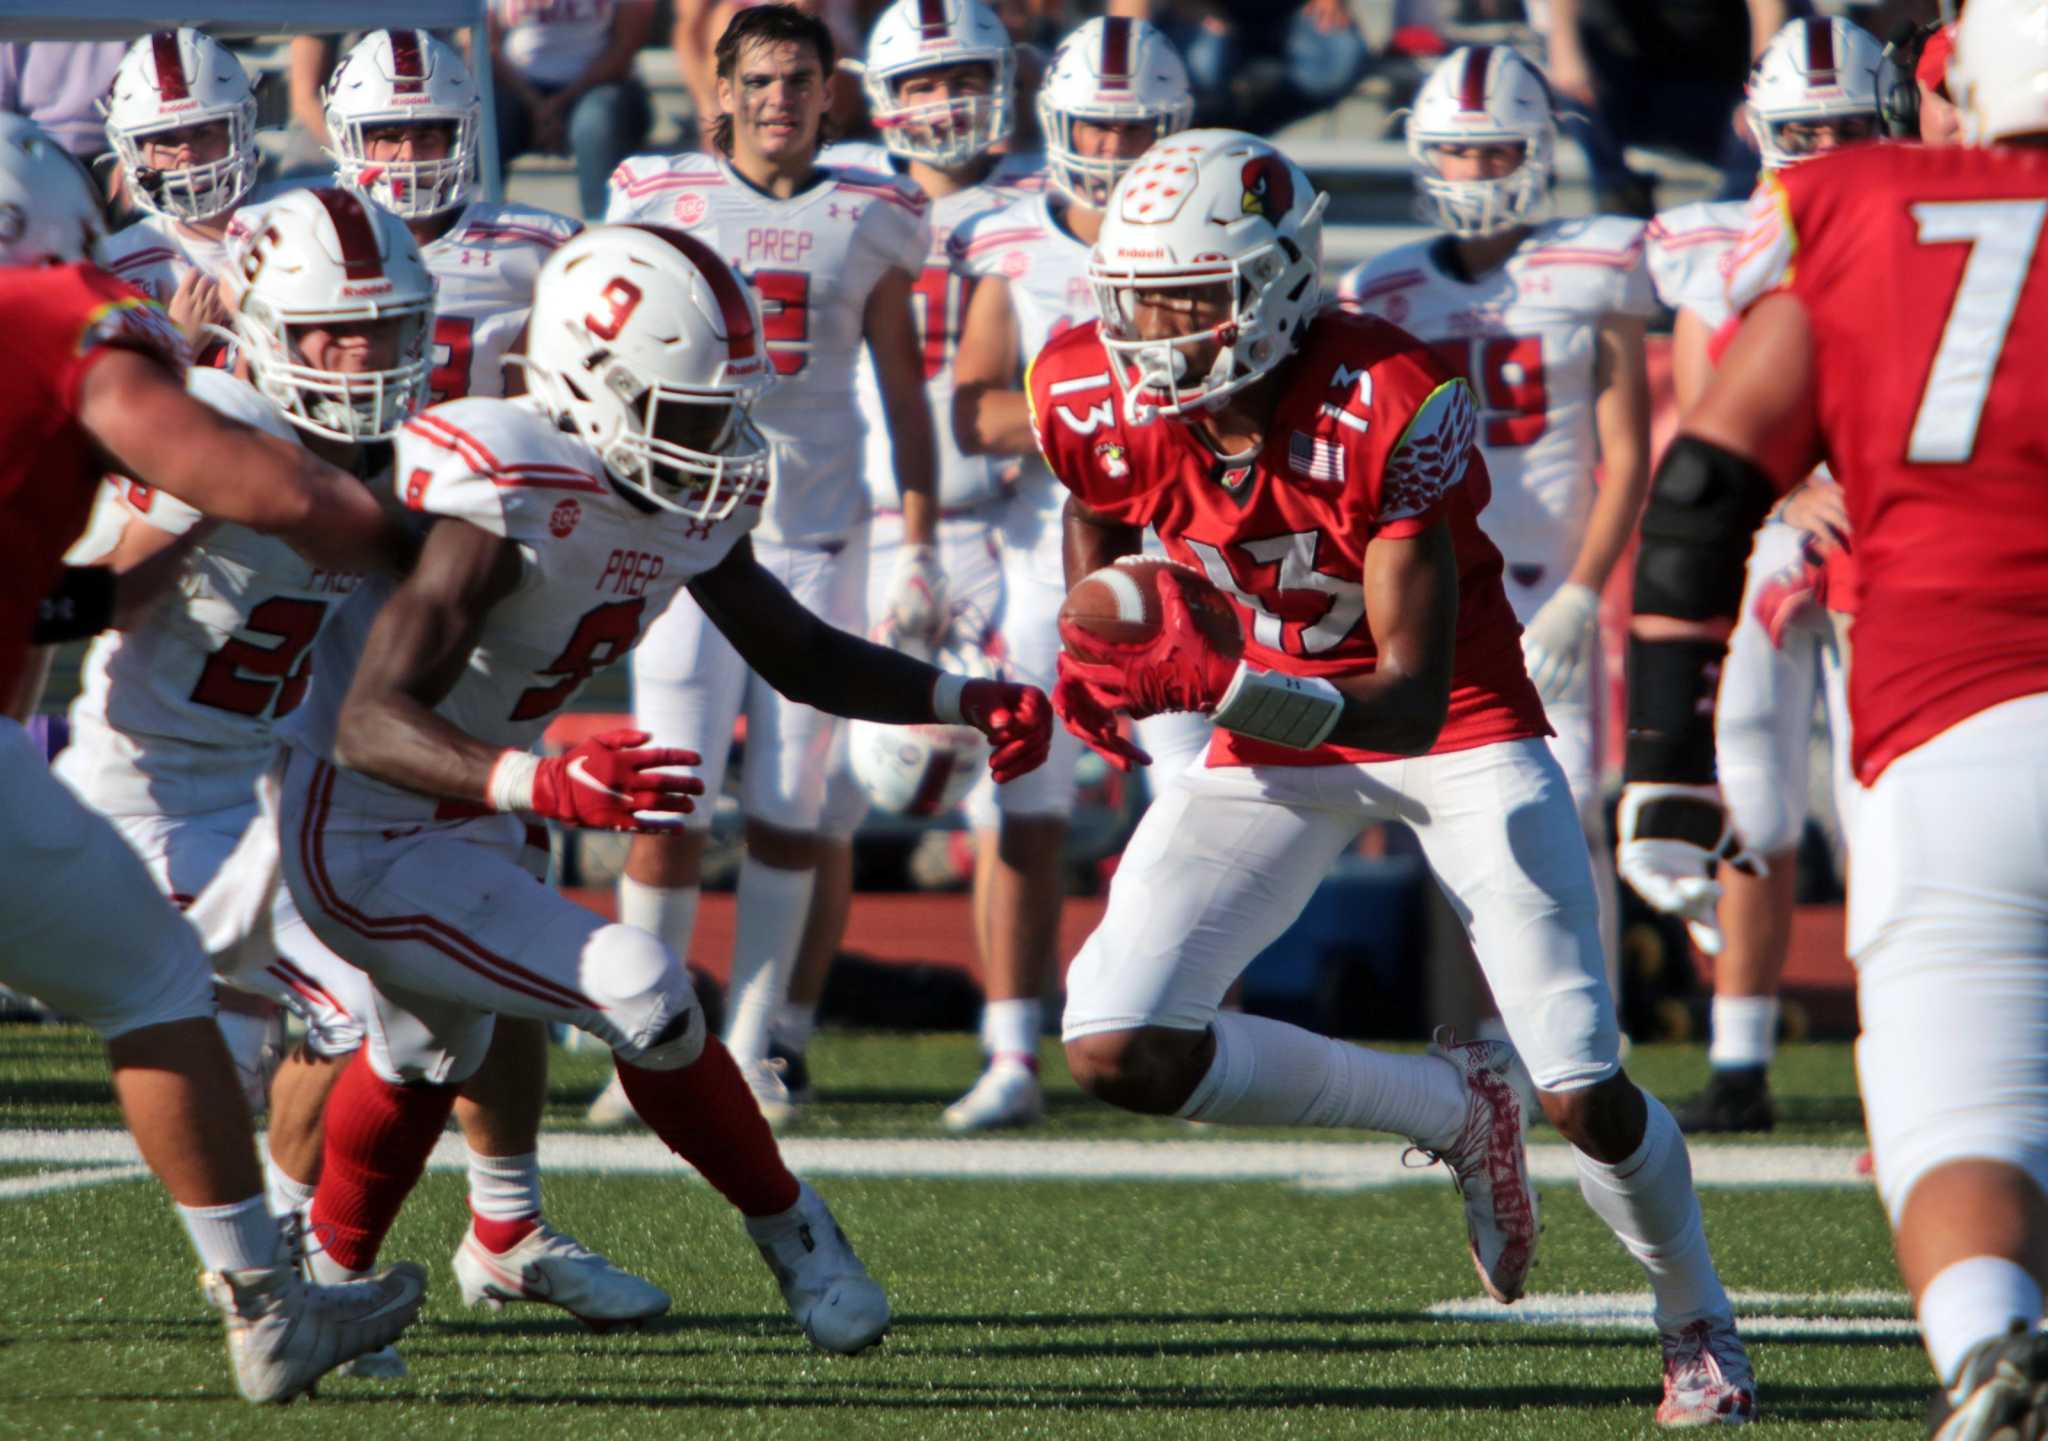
[189,596,329,719]
[1906,199,2048,465]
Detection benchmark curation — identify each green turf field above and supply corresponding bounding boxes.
[0,1027,1924,1438]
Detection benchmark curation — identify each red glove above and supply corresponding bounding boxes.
[492,729,704,832]
[1052,656,1152,772]
[1057,568,1238,719]
[957,679,1054,784]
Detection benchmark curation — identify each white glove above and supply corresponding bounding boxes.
[1615,781,1765,956]
[1520,581,1600,706]
[885,542,948,644]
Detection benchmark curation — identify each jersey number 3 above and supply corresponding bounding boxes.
[1906,199,2047,465]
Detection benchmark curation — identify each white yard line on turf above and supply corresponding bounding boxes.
[1427,1291,1916,1338]
[0,1131,1871,1196]
[0,1163,148,1199]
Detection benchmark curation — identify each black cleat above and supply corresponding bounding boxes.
[1673,1067,1776,1134]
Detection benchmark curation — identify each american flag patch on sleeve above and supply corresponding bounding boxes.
[1287,430,1344,483]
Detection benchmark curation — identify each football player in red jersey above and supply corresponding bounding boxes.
[1030,130,1754,1427]
[0,116,423,1404]
[1620,3,2048,1430]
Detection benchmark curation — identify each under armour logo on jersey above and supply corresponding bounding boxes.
[827,203,865,223]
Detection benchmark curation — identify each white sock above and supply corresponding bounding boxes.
[983,997,1042,1065]
[1573,1091,1732,1330]
[178,1195,280,1274]
[1708,996,1779,1070]
[772,1002,817,1055]
[263,1154,316,1223]
[616,876,700,957]
[724,858,814,1068]
[1177,1011,1467,1145]
[1920,1256,2045,1387]
[466,1146,542,1222]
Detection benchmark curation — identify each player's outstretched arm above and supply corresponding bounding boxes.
[952,275,1032,457]
[1319,518,1459,755]
[691,538,1052,781]
[78,349,410,579]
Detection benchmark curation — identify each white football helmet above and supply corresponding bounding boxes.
[324,29,481,221]
[1038,17,1193,209]
[1745,18,1885,170]
[1950,0,2048,145]
[103,29,258,224]
[1406,44,1555,237]
[0,115,106,265]
[524,224,772,521]
[226,188,434,442]
[848,619,1001,817]
[1089,129,1326,416]
[859,0,1014,171]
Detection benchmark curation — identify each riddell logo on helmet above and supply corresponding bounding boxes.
[1114,245,1167,259]
[1239,154,1293,223]
[550,498,581,538]
[340,281,395,297]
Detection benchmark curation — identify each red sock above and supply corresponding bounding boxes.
[470,1208,539,1254]
[617,1040,801,1219]
[309,1052,460,1272]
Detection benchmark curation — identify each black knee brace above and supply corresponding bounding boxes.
[1632,435,1779,623]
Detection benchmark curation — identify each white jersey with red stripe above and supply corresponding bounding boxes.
[949,189,1095,582]
[1336,216,1656,589]
[1645,198,1748,332]
[279,395,765,819]
[605,151,931,544]
[418,200,583,403]
[99,181,298,300]
[56,368,367,818]
[823,143,1044,514]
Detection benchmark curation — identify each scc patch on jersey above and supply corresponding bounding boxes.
[549,498,581,538]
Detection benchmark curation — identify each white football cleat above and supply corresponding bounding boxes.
[1410,1028,1540,1304]
[743,1057,804,1130]
[1929,1325,2048,1441]
[585,1073,644,1128]
[333,1344,407,1379]
[200,1260,426,1404]
[1656,1316,1758,1426]
[941,1059,1044,1133]
[453,1220,671,1332]
[745,1182,890,1354]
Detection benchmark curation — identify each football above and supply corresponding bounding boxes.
[1059,555,1245,660]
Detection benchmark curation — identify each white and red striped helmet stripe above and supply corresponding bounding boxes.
[307,188,387,281]
[151,31,189,103]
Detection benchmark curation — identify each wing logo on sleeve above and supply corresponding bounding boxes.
[78,294,189,367]
[1380,378,1477,522]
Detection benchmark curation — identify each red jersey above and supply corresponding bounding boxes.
[1726,142,2048,783]
[1028,308,1548,768]
[0,263,186,704]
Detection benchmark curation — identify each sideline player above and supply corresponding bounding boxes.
[0,116,422,1404]
[1641,16,1884,1132]
[600,4,940,1118]
[1035,129,1753,1426]
[945,15,1203,1129]
[1620,4,2048,1430]
[1338,45,1654,1035]
[98,28,265,342]
[274,222,1049,1355]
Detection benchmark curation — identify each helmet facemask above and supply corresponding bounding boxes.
[1410,131,1550,237]
[1746,107,1882,170]
[1091,249,1301,417]
[870,57,1013,170]
[1041,101,1189,210]
[240,300,432,442]
[114,111,256,224]
[332,114,476,220]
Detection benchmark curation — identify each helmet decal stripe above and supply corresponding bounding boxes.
[1100,17,1132,91]
[1804,18,1837,84]
[151,31,190,103]
[308,188,387,280]
[625,224,761,363]
[1458,44,1491,112]
[390,29,426,94]
[918,0,949,40]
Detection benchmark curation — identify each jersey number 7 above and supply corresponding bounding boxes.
[1905,199,2047,465]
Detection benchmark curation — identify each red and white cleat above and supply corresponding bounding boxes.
[1657,1316,1758,1427]
[453,1220,671,1332]
[1411,1028,1540,1304]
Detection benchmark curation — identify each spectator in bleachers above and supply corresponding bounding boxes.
[1106,0,1372,134]
[489,0,658,217]
[1542,0,1802,216]
[0,40,126,164]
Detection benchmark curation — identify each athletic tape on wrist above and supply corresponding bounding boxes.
[1212,663,1344,749]
[932,672,968,725]
[486,751,542,813]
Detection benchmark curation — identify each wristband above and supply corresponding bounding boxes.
[31,566,116,643]
[932,671,968,725]
[486,750,541,813]
[1211,663,1344,749]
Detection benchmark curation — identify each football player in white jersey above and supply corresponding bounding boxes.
[1640,16,1884,1134]
[945,15,1202,1130]
[1337,43,1656,1031]
[323,28,585,405]
[270,222,1048,1356]
[715,0,1041,1126]
[98,29,262,343]
[599,4,940,1117]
